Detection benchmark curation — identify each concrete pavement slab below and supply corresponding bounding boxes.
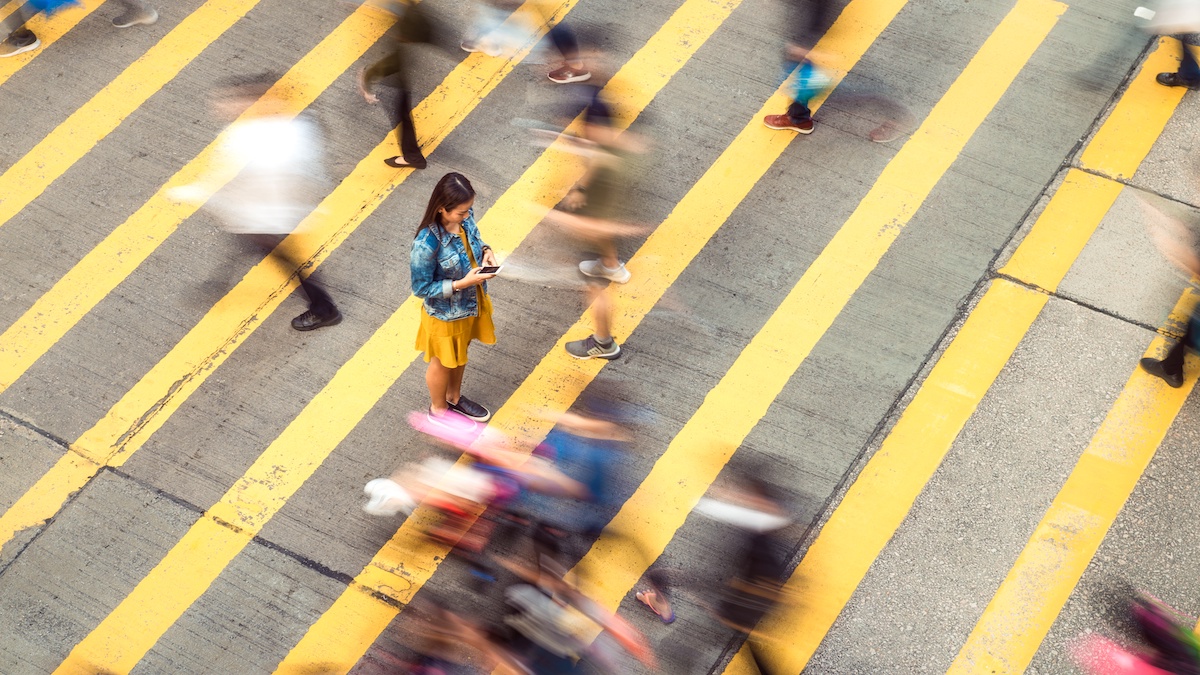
[0,414,67,567]
[804,297,1152,674]
[1026,383,1200,675]
[133,537,349,675]
[0,470,198,672]
[1057,186,1191,330]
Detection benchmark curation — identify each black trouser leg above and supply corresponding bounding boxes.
[548,22,579,63]
[1,5,36,44]
[249,234,338,318]
[394,88,426,165]
[1160,316,1195,375]
[787,100,812,124]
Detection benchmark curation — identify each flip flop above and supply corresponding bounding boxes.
[636,590,675,624]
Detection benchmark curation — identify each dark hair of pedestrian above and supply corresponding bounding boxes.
[417,172,475,235]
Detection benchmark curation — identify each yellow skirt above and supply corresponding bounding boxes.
[415,291,495,368]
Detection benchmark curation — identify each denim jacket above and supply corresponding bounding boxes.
[410,209,489,321]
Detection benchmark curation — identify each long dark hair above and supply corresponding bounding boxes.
[417,172,475,236]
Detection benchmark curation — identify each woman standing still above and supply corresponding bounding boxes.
[411,173,499,429]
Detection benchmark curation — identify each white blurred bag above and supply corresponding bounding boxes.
[1143,0,1200,35]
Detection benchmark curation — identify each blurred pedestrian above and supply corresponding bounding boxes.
[762,0,835,134]
[460,0,591,83]
[411,172,499,429]
[168,73,342,332]
[0,0,157,57]
[1137,194,1200,387]
[542,81,648,360]
[693,472,794,675]
[358,0,435,168]
[1141,1,1200,89]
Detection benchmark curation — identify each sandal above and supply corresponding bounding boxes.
[636,590,676,624]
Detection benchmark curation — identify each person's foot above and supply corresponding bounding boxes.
[384,155,427,169]
[565,335,621,360]
[579,259,631,284]
[1156,72,1200,90]
[763,113,814,134]
[636,590,675,624]
[448,395,491,422]
[869,121,902,143]
[363,478,417,516]
[1139,357,1184,388]
[548,63,591,84]
[113,5,158,28]
[0,34,40,58]
[462,38,501,57]
[291,308,342,331]
[426,407,478,433]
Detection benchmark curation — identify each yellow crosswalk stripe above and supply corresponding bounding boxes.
[0,0,575,552]
[0,0,105,84]
[274,0,908,669]
[946,290,1199,674]
[51,0,738,671]
[0,0,23,25]
[0,3,395,397]
[719,38,1187,675]
[568,6,1065,661]
[0,0,268,229]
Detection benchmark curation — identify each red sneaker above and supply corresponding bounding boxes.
[548,64,592,84]
[763,114,814,134]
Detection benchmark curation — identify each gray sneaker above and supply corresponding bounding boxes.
[0,35,40,58]
[565,335,621,360]
[113,4,158,28]
[579,259,631,284]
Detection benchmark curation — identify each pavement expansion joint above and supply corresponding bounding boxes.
[250,532,356,586]
[0,407,72,450]
[992,270,1182,337]
[102,469,362,589]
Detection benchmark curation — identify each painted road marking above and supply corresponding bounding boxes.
[718,37,1187,675]
[1079,37,1187,181]
[946,290,1199,675]
[50,0,741,670]
[567,2,1065,648]
[0,0,105,86]
[273,0,913,669]
[0,0,266,229]
[0,0,573,557]
[0,3,394,396]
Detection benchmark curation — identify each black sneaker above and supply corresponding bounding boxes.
[448,395,491,422]
[291,309,342,331]
[565,335,620,360]
[1139,357,1184,388]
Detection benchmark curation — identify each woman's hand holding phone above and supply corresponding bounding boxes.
[458,266,498,288]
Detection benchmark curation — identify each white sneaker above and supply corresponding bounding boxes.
[0,36,40,58]
[363,478,416,517]
[579,259,631,284]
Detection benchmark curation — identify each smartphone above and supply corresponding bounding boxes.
[477,265,502,275]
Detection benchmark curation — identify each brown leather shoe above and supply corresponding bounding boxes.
[763,113,814,134]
